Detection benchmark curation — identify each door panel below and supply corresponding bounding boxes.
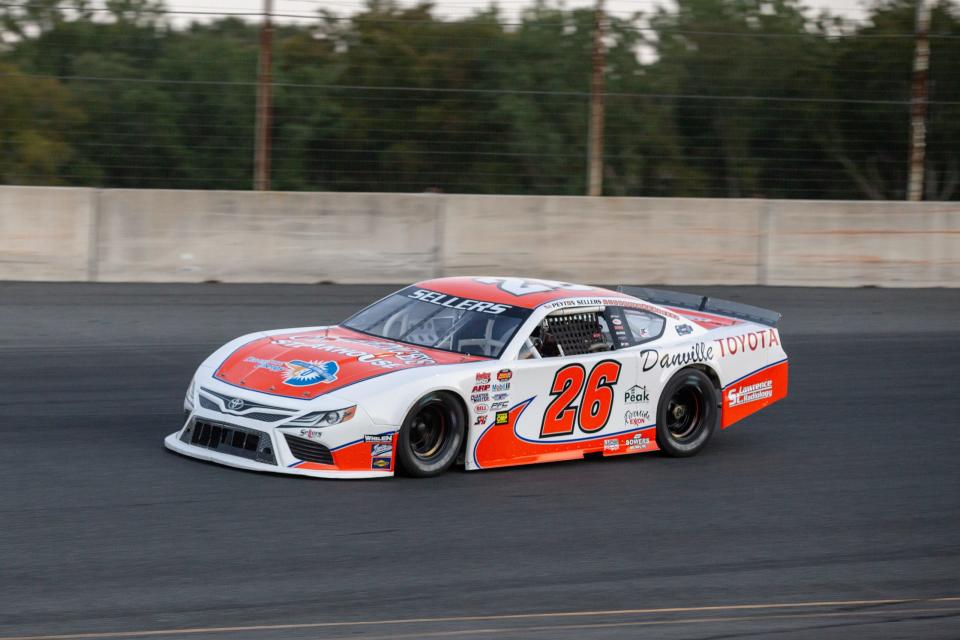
[507,352,638,444]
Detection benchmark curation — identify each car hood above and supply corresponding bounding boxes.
[213,326,484,400]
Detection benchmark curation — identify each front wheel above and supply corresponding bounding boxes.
[655,369,719,457]
[396,393,465,477]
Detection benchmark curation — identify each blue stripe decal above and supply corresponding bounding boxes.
[288,461,303,468]
[513,423,657,445]
[723,358,788,389]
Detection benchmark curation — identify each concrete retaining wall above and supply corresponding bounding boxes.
[1,186,957,286]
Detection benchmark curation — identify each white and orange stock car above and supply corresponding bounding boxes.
[165,277,788,478]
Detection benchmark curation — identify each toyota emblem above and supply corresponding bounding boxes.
[227,397,244,411]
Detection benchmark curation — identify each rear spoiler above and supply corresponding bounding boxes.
[616,286,781,327]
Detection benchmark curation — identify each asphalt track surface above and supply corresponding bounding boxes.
[1,283,959,640]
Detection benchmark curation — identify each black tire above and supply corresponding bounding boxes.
[655,368,719,457]
[396,393,466,477]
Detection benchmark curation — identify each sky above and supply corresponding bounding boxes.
[161,0,873,26]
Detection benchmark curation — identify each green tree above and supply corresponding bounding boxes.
[0,63,87,184]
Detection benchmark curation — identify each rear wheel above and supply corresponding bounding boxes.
[397,393,465,477]
[655,369,719,457]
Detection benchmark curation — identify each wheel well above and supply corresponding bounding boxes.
[428,390,471,464]
[686,364,722,403]
[434,389,469,423]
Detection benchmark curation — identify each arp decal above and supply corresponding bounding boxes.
[540,360,622,437]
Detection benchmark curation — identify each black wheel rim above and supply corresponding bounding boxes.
[665,385,703,442]
[410,403,449,460]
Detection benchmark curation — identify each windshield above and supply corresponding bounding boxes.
[343,286,531,358]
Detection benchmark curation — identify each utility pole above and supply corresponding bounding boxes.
[586,0,605,197]
[253,0,274,191]
[907,0,930,201]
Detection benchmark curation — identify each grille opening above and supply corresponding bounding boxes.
[183,420,274,465]
[285,434,335,465]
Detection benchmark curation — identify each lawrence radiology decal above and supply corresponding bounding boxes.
[727,380,774,407]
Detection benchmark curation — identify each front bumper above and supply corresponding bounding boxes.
[165,409,399,479]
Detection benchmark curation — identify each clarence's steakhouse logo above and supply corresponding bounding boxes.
[727,380,773,407]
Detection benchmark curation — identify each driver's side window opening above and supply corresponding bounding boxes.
[525,308,613,358]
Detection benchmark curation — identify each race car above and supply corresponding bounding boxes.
[165,277,788,478]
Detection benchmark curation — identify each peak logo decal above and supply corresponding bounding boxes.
[282,360,339,387]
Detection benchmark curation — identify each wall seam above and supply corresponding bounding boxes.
[86,188,102,282]
[757,199,772,286]
[433,195,446,278]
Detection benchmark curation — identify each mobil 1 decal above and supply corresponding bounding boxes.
[540,360,622,438]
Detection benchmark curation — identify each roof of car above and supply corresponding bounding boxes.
[412,276,628,310]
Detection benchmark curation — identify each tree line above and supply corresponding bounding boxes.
[1,0,958,199]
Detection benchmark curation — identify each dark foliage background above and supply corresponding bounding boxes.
[1,0,958,198]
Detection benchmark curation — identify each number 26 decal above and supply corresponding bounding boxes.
[541,360,622,437]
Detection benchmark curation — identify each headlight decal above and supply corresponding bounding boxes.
[288,406,356,427]
[184,377,197,410]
